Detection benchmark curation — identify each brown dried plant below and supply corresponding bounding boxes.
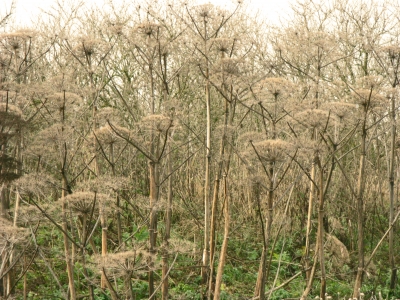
[0,102,22,118]
[106,21,125,36]
[251,139,292,164]
[96,249,156,277]
[27,124,75,161]
[73,36,105,58]
[322,101,357,122]
[295,108,333,129]
[0,217,28,247]
[48,72,79,92]
[97,107,122,126]
[325,234,350,268]
[61,191,115,217]
[131,21,165,50]
[237,132,266,147]
[255,77,294,101]
[140,114,173,135]
[381,45,400,60]
[166,237,196,254]
[351,89,386,109]
[0,29,36,52]
[211,38,236,54]
[0,54,10,68]
[75,175,130,195]
[211,58,244,86]
[135,22,161,39]
[46,92,82,113]
[12,173,58,198]
[293,134,327,163]
[94,124,131,146]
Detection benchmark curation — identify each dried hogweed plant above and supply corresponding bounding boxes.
[250,139,293,165]
[295,108,333,130]
[100,249,155,276]
[0,217,28,248]
[94,124,131,146]
[55,192,115,223]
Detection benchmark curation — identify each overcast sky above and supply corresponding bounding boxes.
[2,0,295,27]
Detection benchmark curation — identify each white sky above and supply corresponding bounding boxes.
[2,0,295,27]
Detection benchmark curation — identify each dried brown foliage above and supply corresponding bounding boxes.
[94,124,131,145]
[325,234,350,268]
[96,249,156,277]
[295,108,334,129]
[0,217,28,247]
[12,173,58,197]
[60,191,116,216]
[251,139,292,164]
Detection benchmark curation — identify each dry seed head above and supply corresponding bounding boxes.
[94,124,130,145]
[0,217,28,246]
[140,114,173,133]
[211,38,234,53]
[214,58,241,76]
[7,29,36,39]
[295,109,332,129]
[237,132,265,149]
[211,58,243,86]
[381,45,400,60]
[76,175,130,194]
[195,3,214,18]
[16,205,47,224]
[135,22,160,38]
[256,77,293,99]
[97,107,121,125]
[28,124,74,156]
[74,36,103,57]
[97,250,156,275]
[252,139,291,164]
[167,238,196,254]
[47,92,81,112]
[0,30,36,51]
[294,135,326,161]
[13,173,58,197]
[352,89,386,108]
[357,75,384,90]
[310,31,335,50]
[62,191,112,216]
[49,73,77,92]
[106,20,125,35]
[322,102,357,121]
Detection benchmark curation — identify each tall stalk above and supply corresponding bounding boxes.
[202,20,211,285]
[316,157,326,299]
[60,91,76,300]
[353,109,367,298]
[213,175,229,300]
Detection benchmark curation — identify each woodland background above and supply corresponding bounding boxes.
[0,0,400,299]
